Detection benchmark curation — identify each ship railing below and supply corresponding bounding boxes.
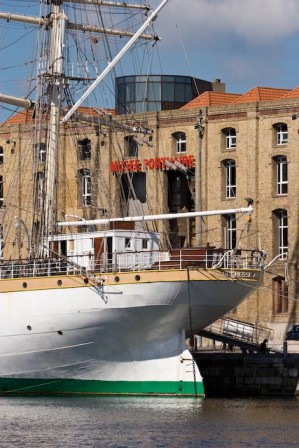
[211,249,265,270]
[93,248,264,272]
[0,258,85,279]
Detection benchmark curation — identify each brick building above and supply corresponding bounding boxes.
[0,85,298,342]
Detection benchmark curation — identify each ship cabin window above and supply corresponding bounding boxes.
[273,155,288,195]
[273,276,288,314]
[78,168,92,206]
[222,127,236,150]
[124,136,138,158]
[34,143,46,163]
[78,138,91,160]
[274,123,288,145]
[222,159,236,198]
[142,239,149,250]
[222,213,236,249]
[0,146,3,165]
[125,237,133,250]
[172,131,186,153]
[0,175,3,208]
[273,209,288,259]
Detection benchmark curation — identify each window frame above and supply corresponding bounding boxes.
[273,276,288,314]
[124,136,138,158]
[0,175,3,208]
[172,131,186,153]
[223,128,236,150]
[223,213,236,250]
[34,143,46,163]
[36,171,44,208]
[78,138,92,160]
[275,155,288,195]
[273,209,288,259]
[223,159,236,198]
[275,123,288,145]
[78,168,92,206]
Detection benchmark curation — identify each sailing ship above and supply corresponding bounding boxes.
[0,0,264,396]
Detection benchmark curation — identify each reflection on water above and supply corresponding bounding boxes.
[1,396,299,447]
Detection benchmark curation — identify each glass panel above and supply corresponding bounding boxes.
[135,82,146,101]
[148,82,161,101]
[174,84,186,102]
[162,82,175,101]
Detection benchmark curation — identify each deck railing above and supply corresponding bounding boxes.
[0,248,264,279]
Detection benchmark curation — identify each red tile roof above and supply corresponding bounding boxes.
[283,86,299,99]
[232,87,291,104]
[181,91,241,109]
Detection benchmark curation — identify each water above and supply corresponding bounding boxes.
[1,397,299,447]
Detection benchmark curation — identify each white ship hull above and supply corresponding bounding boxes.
[0,267,261,396]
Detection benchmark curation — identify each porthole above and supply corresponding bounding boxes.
[58,330,63,335]
[57,280,62,286]
[135,275,141,281]
[27,325,32,331]
[114,276,120,283]
[23,282,27,289]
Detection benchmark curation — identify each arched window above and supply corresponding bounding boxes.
[222,159,236,198]
[78,169,91,206]
[172,131,186,153]
[273,155,288,195]
[273,123,288,145]
[273,209,288,258]
[222,127,236,150]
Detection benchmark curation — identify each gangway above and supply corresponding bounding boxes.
[197,317,279,353]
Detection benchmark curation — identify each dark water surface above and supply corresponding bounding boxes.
[1,396,299,447]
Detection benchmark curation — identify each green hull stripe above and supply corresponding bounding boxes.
[0,378,204,397]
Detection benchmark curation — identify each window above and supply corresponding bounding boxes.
[142,239,149,250]
[274,156,288,195]
[273,277,288,314]
[273,209,288,258]
[34,143,46,163]
[36,172,44,208]
[274,123,288,145]
[223,159,236,198]
[223,213,236,249]
[124,136,138,158]
[223,128,236,149]
[78,169,91,206]
[125,238,132,250]
[167,171,192,212]
[0,175,3,208]
[172,132,186,153]
[0,146,3,165]
[78,138,91,160]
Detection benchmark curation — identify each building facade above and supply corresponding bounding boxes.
[0,86,298,343]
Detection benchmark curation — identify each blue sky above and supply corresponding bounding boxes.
[1,0,299,122]
[153,0,299,94]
